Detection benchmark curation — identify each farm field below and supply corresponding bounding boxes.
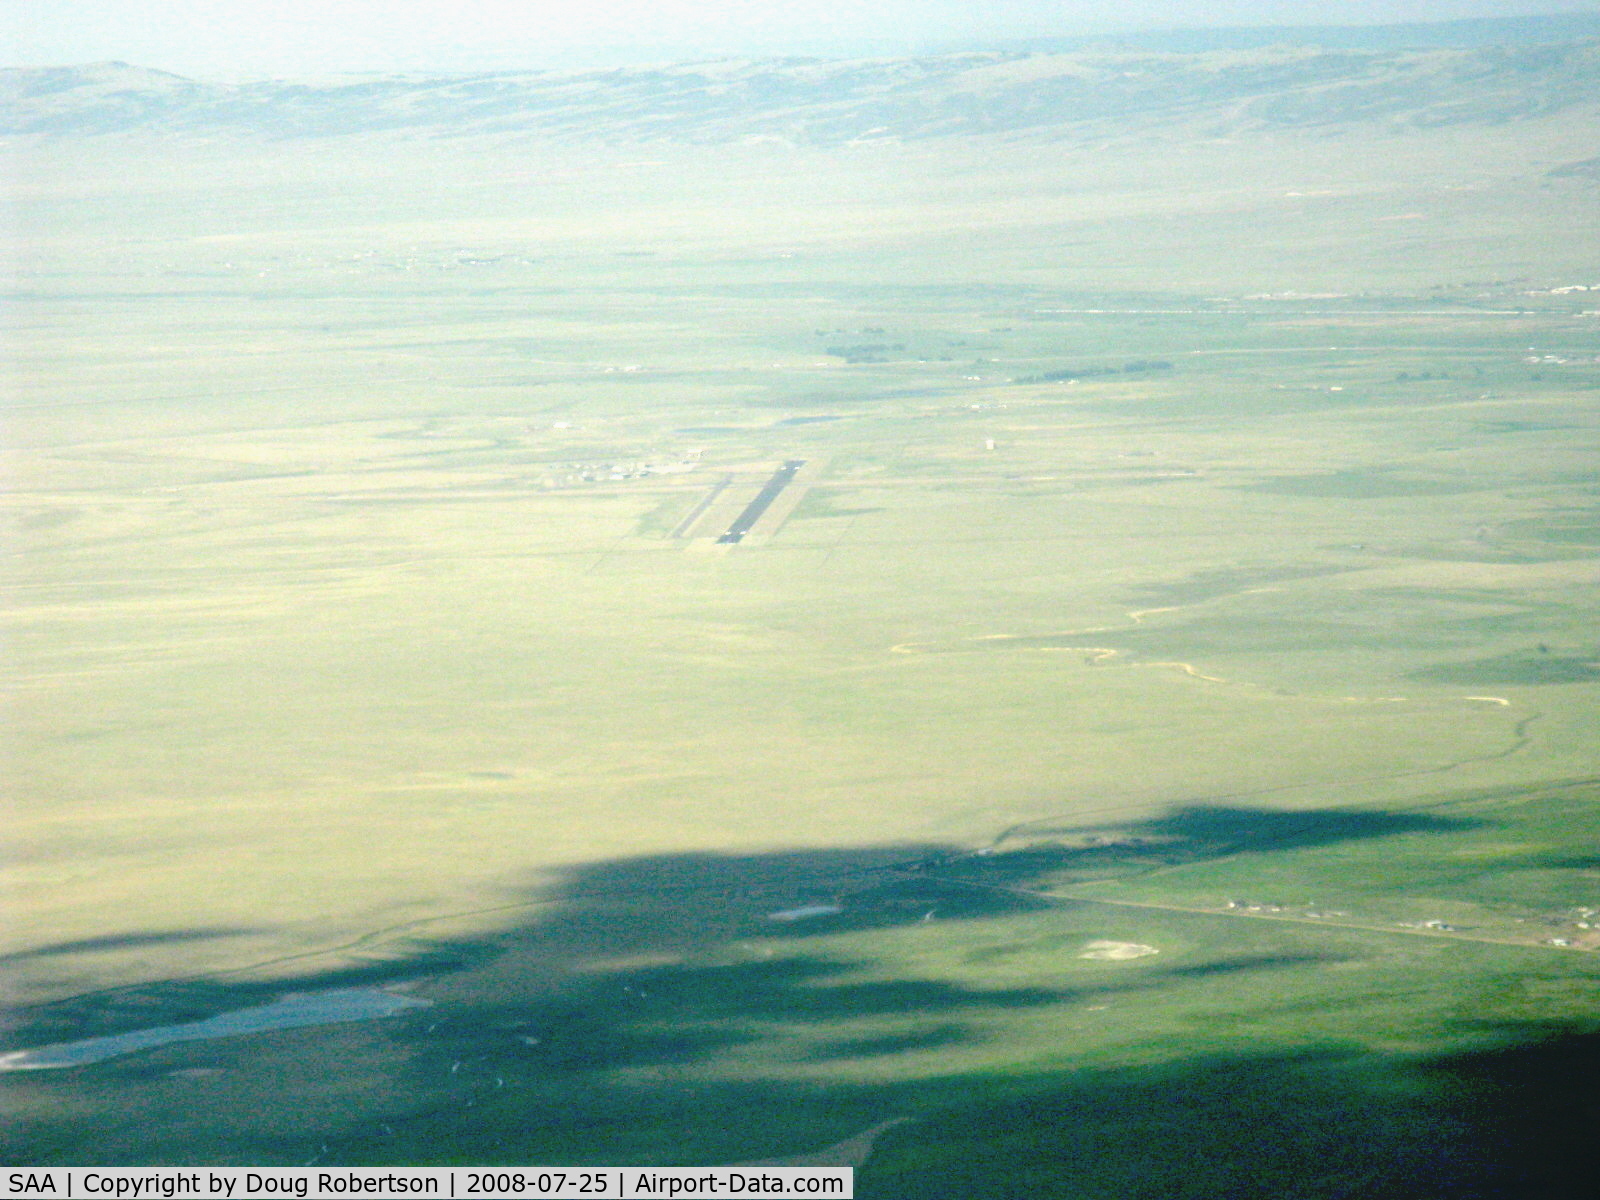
[2,56,1599,1193]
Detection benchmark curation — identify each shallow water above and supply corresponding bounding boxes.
[768,904,844,922]
[0,988,431,1070]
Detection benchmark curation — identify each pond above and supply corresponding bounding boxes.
[0,988,431,1070]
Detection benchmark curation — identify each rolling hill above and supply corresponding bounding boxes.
[2,36,1598,144]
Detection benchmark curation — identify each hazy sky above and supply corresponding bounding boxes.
[5,0,1599,78]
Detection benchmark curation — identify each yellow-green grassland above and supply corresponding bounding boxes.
[3,41,1599,1192]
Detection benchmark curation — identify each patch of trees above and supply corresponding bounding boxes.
[825,342,906,363]
[1013,359,1174,384]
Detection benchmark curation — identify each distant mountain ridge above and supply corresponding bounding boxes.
[3,36,1597,144]
[988,11,1600,54]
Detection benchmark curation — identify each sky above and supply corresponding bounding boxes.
[4,0,1599,78]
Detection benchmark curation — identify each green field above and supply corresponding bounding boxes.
[3,80,1599,1194]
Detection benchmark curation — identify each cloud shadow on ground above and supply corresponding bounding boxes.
[2,803,1593,1195]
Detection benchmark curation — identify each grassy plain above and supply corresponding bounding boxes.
[3,109,1599,1192]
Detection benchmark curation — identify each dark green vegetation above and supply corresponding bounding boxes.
[3,20,1599,1196]
[6,791,1600,1194]
[1414,650,1600,686]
